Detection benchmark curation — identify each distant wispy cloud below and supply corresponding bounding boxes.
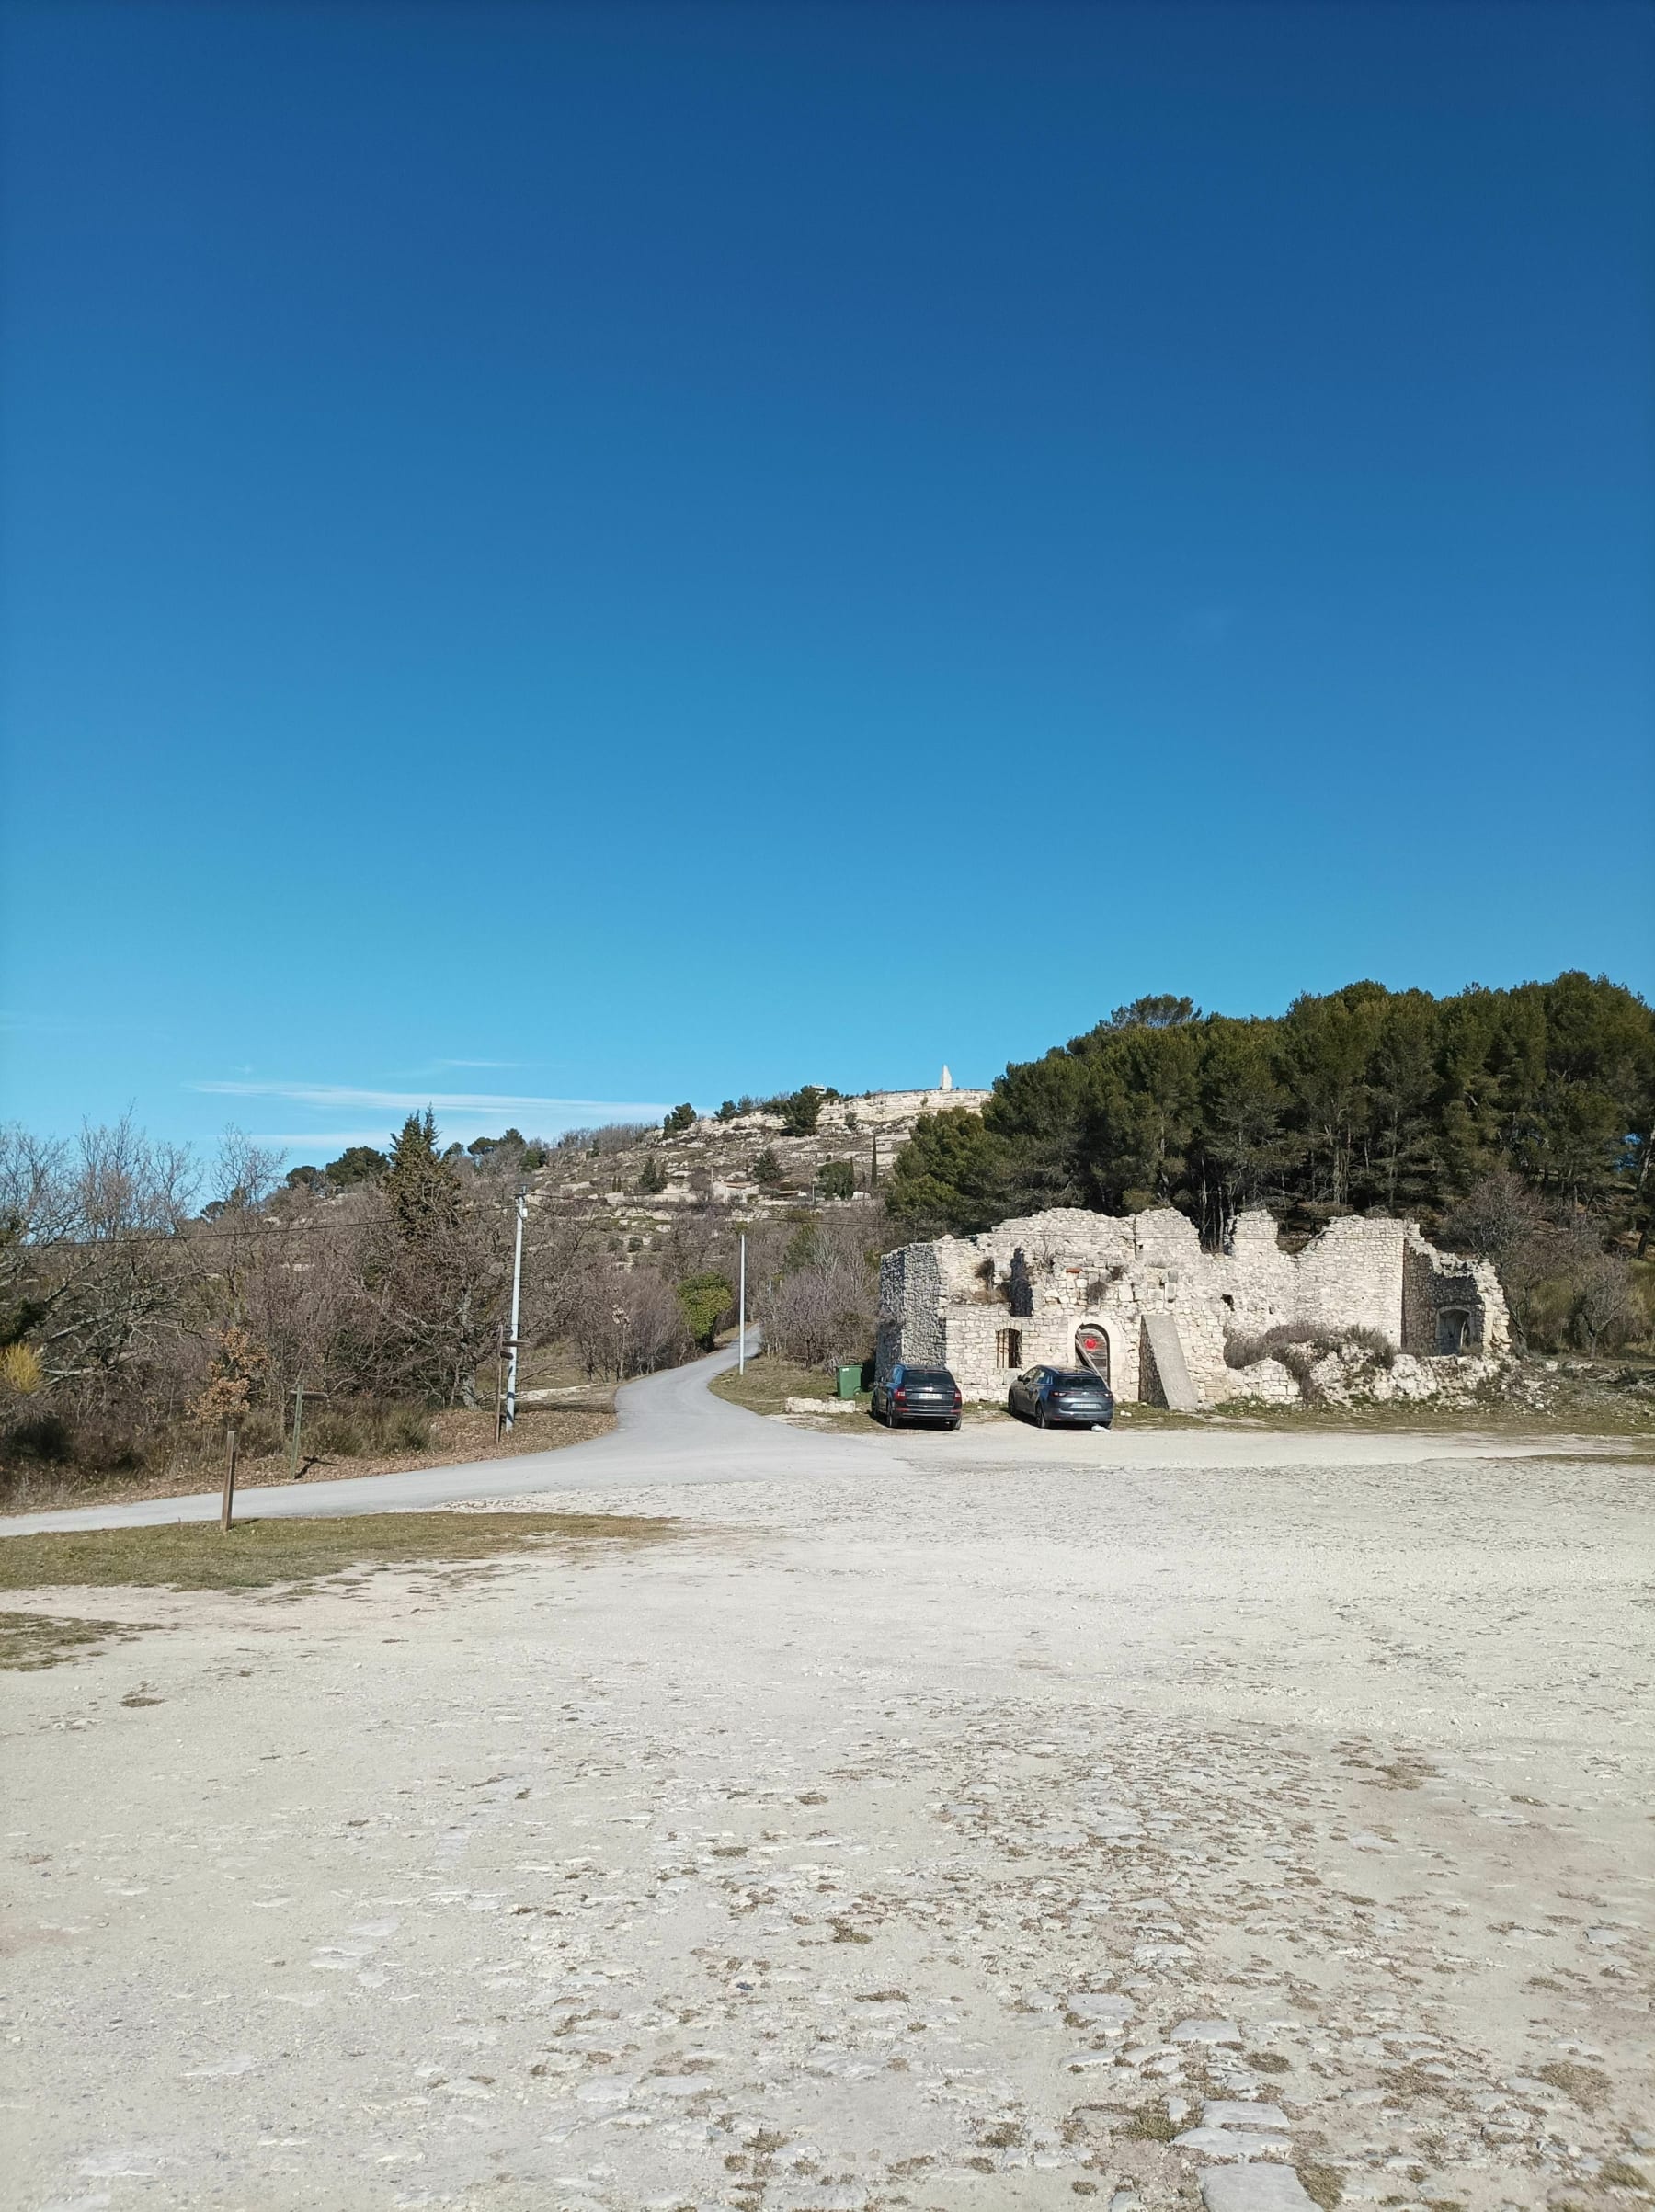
[195,1080,667,1117]
[190,1079,668,1157]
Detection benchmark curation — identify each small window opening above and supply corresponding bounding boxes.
[995,1328,1022,1368]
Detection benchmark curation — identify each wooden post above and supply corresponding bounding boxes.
[288,1381,305,1477]
[493,1324,505,1445]
[220,1423,240,1534]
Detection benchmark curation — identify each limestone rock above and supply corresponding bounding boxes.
[1202,2103,1291,2131]
[1172,2018,1243,2045]
[1201,2167,1319,2212]
[1175,2126,1293,2159]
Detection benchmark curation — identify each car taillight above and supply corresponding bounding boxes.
[893,1387,906,1402]
[953,1391,962,1406]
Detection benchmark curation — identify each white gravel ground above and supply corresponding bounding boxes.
[3,1437,1651,2212]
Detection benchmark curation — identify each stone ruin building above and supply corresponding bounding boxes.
[877,1206,1511,1409]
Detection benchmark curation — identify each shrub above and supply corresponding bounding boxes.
[304,1401,429,1459]
[779,1087,825,1136]
[816,1160,855,1201]
[752,1149,782,1187]
[1,1409,72,1463]
[569,1262,691,1379]
[1224,1319,1395,1371]
[0,1343,44,1398]
[636,1153,667,1194]
[760,1258,875,1368]
[676,1271,733,1350]
[309,1406,365,1456]
[1224,1318,1398,1401]
[662,1103,696,1135]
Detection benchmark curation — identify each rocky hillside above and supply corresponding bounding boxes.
[527,1084,988,1249]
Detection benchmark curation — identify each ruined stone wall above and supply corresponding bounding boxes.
[1402,1240,1511,1358]
[882,1202,1512,1406]
[875,1243,945,1385]
[1290,1215,1410,1342]
[938,1309,1075,1400]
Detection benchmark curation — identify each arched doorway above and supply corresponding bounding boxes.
[1436,1306,1471,1355]
[1075,1323,1111,1386]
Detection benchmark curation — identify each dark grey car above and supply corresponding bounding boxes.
[872,1363,962,1430]
[1007,1365,1114,1430]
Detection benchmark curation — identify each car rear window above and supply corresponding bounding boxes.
[1055,1370,1109,1386]
[903,1369,953,1386]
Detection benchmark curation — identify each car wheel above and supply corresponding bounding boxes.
[947,1418,961,1431]
[1035,1401,1047,1430]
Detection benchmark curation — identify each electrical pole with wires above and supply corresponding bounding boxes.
[503,1189,526,1431]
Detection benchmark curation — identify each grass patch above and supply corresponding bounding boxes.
[1297,2166,1344,2210]
[0,1607,139,1670]
[1600,2161,1649,2193]
[1535,2060,1610,2108]
[1120,2105,1176,2142]
[0,1511,679,1594]
[1,1397,618,1519]
[710,1354,840,1417]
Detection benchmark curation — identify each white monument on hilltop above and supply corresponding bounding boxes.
[940,1065,953,1090]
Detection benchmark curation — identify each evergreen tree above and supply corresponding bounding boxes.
[384,1110,459,1241]
[885,974,1654,1249]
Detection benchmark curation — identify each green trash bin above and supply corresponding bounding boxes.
[837,1363,862,1399]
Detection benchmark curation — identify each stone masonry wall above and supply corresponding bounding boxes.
[1402,1244,1511,1358]
[876,1243,945,1383]
[883,1204,1512,1406]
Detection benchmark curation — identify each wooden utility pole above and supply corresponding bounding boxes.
[493,1324,506,1445]
[220,1423,240,1534]
[288,1382,306,1477]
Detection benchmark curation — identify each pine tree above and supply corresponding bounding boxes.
[384,1109,459,1241]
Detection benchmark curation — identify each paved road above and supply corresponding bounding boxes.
[0,1339,874,1536]
[1,1338,1597,1539]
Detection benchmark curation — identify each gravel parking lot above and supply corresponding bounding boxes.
[2,1434,1650,2212]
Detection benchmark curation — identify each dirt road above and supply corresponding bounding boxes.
[2,1426,1650,2212]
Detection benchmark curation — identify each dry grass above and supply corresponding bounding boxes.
[709,1354,839,1417]
[0,1399,616,1519]
[0,1510,679,1596]
[1536,2060,1611,2108]
[0,1608,141,1671]
[1297,2164,1345,2210]
[1119,2105,1177,2141]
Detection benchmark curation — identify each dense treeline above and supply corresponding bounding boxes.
[885,975,1655,1258]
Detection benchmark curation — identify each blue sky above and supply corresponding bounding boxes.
[3,1,1651,1163]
